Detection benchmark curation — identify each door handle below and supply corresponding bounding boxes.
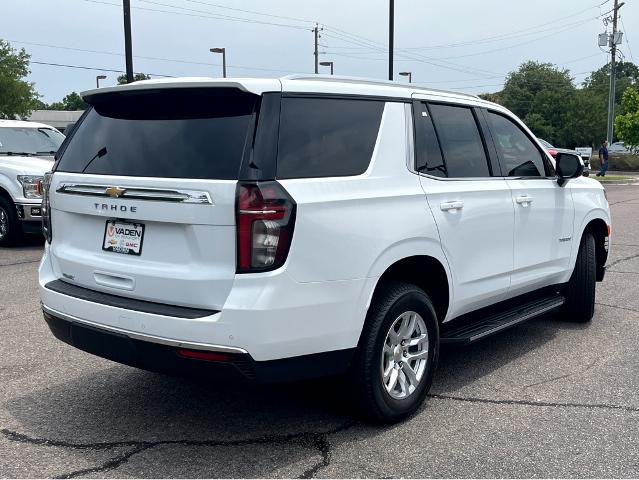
[440,201,464,211]
[515,195,534,206]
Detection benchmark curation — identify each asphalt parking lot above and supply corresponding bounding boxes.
[1,183,638,479]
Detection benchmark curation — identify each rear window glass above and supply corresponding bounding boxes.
[276,97,384,179]
[56,89,257,179]
[429,104,490,178]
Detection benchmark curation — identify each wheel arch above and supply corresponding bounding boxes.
[367,254,451,324]
[0,185,15,203]
[581,217,609,281]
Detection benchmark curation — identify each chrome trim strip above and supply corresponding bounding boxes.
[42,303,248,354]
[238,209,277,214]
[56,183,213,204]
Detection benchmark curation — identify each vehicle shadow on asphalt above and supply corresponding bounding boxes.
[433,313,591,394]
[2,313,591,477]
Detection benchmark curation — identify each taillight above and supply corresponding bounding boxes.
[41,172,53,243]
[236,181,296,273]
[548,149,558,158]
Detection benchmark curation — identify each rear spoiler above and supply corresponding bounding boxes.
[82,77,281,103]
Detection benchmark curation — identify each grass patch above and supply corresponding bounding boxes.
[592,175,636,182]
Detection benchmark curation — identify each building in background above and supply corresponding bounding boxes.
[27,110,84,133]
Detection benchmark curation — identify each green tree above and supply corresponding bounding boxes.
[488,61,578,146]
[0,39,40,119]
[583,61,639,105]
[48,92,87,111]
[117,72,151,84]
[615,86,639,149]
[499,61,574,121]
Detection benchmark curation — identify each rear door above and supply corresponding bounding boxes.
[49,87,265,310]
[413,100,515,318]
[483,109,574,293]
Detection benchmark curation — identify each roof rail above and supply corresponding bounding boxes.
[281,74,480,99]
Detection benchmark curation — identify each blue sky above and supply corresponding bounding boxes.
[4,0,637,103]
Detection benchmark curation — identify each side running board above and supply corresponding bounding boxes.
[441,294,565,345]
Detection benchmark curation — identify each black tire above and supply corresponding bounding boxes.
[352,282,439,423]
[562,233,596,322]
[0,196,21,248]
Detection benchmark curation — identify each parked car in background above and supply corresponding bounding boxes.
[575,147,593,163]
[608,141,633,155]
[538,138,590,174]
[0,120,64,246]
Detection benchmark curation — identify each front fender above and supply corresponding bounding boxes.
[0,171,22,202]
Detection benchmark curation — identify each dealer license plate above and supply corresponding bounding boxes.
[102,220,145,256]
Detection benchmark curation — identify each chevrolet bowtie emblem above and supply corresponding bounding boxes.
[105,186,126,198]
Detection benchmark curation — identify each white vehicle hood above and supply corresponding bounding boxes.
[0,155,54,175]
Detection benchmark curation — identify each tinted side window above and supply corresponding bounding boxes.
[277,97,384,179]
[413,102,446,177]
[429,104,490,178]
[487,111,546,177]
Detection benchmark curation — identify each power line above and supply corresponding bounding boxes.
[181,0,314,25]
[30,60,174,77]
[80,0,310,30]
[325,0,613,53]
[325,16,600,62]
[10,39,310,74]
[620,17,635,63]
[137,0,310,29]
[322,30,502,78]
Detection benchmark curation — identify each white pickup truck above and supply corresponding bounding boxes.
[0,120,65,246]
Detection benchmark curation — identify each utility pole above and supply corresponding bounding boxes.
[606,0,624,142]
[388,0,394,81]
[313,23,320,74]
[123,0,134,83]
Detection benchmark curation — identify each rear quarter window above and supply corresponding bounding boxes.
[276,97,384,179]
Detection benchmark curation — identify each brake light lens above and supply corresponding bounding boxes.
[41,172,53,244]
[236,181,296,273]
[548,149,558,158]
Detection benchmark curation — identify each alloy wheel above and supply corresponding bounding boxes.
[380,310,429,399]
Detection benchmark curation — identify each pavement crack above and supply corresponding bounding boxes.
[595,302,639,314]
[0,259,40,268]
[429,393,639,413]
[607,252,639,268]
[523,359,598,389]
[1,421,357,478]
[299,434,332,479]
[609,197,639,206]
[54,444,154,479]
[607,270,639,275]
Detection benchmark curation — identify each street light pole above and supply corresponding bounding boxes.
[96,75,107,88]
[123,0,134,83]
[388,0,394,81]
[210,48,227,78]
[319,61,334,75]
[399,71,411,83]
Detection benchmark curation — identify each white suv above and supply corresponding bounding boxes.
[39,76,611,422]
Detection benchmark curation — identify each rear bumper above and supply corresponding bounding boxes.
[40,245,373,362]
[43,307,354,383]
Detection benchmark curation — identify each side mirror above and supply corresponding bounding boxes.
[556,153,584,186]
